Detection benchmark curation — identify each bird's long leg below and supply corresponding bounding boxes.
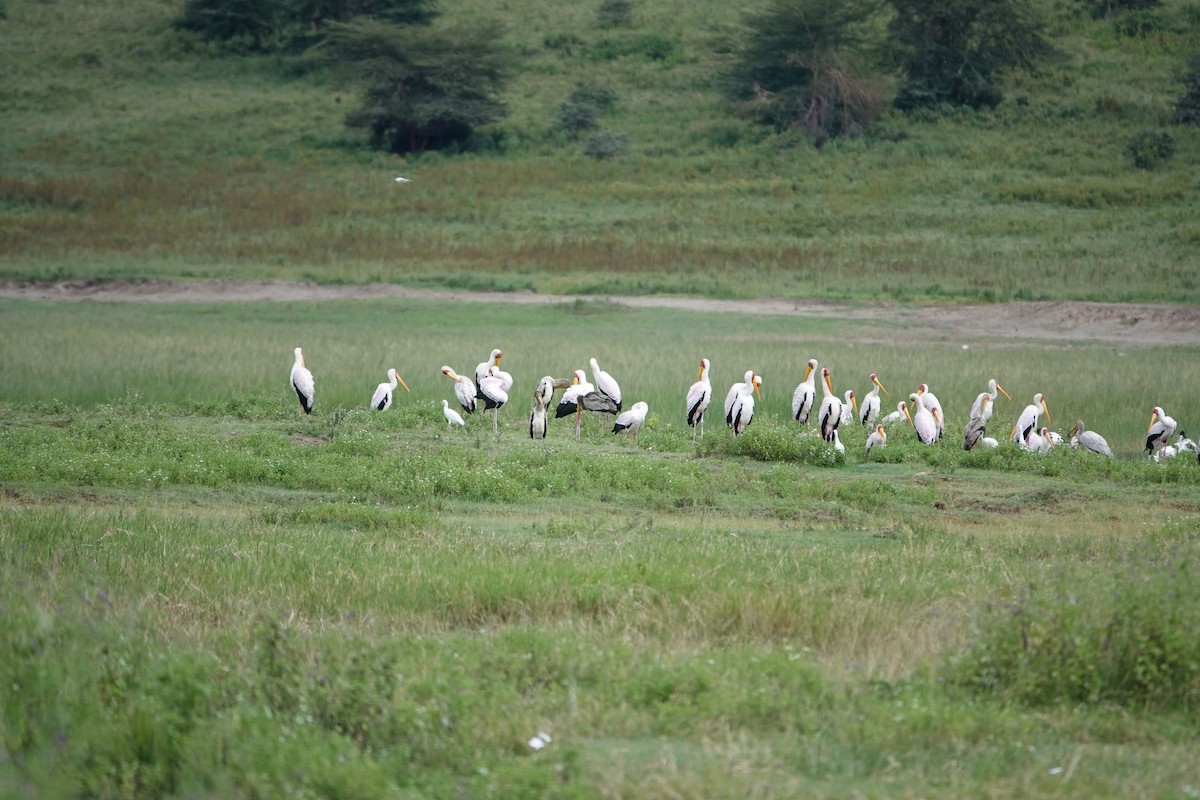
[575,403,582,440]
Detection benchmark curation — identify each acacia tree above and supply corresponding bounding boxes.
[726,0,886,143]
[885,0,1057,110]
[325,19,513,153]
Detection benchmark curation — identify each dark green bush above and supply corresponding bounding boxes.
[1172,55,1200,125]
[557,102,600,137]
[597,0,633,28]
[1123,129,1175,169]
[583,131,629,160]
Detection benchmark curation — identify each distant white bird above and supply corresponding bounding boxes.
[394,176,411,183]
[729,377,759,436]
[685,358,713,442]
[1145,406,1177,456]
[969,378,1011,423]
[880,401,909,427]
[1046,430,1063,446]
[589,357,622,411]
[839,390,858,427]
[612,401,649,444]
[859,373,889,427]
[556,369,596,440]
[442,399,465,428]
[1023,426,1053,454]
[831,428,845,455]
[866,423,887,453]
[1012,393,1050,445]
[980,436,999,448]
[475,349,504,396]
[441,366,477,414]
[917,384,944,439]
[817,368,842,442]
[906,392,938,446]
[370,368,410,411]
[1068,419,1112,458]
[1154,444,1179,462]
[1177,431,1197,454]
[479,366,509,432]
[725,370,756,426]
[290,347,315,415]
[792,358,819,425]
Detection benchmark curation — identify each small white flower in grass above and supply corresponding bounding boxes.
[527,732,552,750]
[1049,767,1064,776]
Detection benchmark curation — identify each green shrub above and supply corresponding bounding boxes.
[949,558,1200,709]
[1172,55,1200,125]
[1123,129,1175,169]
[583,130,629,160]
[596,0,633,28]
[557,102,600,137]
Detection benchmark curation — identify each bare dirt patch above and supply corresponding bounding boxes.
[3,278,1199,347]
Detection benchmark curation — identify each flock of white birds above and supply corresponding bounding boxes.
[289,346,1195,461]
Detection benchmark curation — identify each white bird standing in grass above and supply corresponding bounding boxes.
[831,428,845,455]
[1145,406,1177,456]
[917,383,944,439]
[817,368,842,442]
[969,378,1011,423]
[839,390,858,427]
[729,376,760,436]
[556,369,595,440]
[905,392,939,445]
[475,349,504,397]
[589,357,622,411]
[479,366,509,432]
[859,373,889,427]
[866,423,887,453]
[441,366,477,414]
[685,358,713,442]
[725,370,756,426]
[612,401,649,444]
[1012,393,1050,445]
[1068,419,1112,457]
[442,399,466,428]
[370,368,410,411]
[290,347,315,415]
[792,358,819,425]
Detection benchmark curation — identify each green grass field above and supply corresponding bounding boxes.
[2,299,1199,797]
[2,0,1200,794]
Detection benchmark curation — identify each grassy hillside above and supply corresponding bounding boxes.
[1,0,1198,302]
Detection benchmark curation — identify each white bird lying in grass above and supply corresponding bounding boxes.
[442,399,465,428]
[866,423,887,453]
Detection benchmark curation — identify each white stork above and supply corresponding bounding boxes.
[725,370,755,426]
[917,383,944,439]
[442,399,466,428]
[1145,406,1177,456]
[475,349,503,397]
[589,357,622,411]
[729,376,760,436]
[817,368,842,442]
[969,378,1011,423]
[831,428,845,455]
[866,423,887,454]
[1011,393,1050,445]
[839,390,858,427]
[370,368,410,411]
[556,369,595,440]
[290,347,315,415]
[478,366,509,432]
[1023,426,1052,453]
[905,392,939,445]
[440,366,477,414]
[859,373,889,427]
[1068,419,1112,457]
[880,401,909,427]
[791,358,819,425]
[612,401,649,444]
[685,358,713,442]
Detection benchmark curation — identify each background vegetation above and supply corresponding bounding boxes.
[1,0,1197,301]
